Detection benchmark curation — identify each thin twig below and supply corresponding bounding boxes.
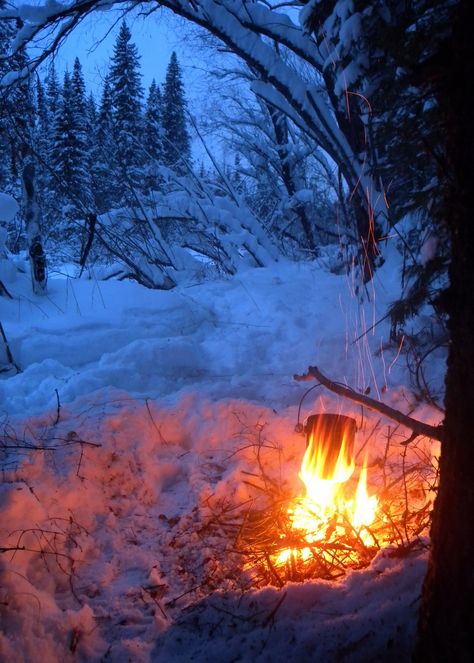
[54,389,61,425]
[0,321,21,373]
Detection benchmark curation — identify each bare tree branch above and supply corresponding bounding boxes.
[294,365,444,442]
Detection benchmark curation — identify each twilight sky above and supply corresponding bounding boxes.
[47,7,196,96]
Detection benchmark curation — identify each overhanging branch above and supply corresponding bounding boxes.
[294,365,444,442]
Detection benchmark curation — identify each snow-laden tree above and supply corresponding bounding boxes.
[92,73,116,212]
[143,78,163,193]
[45,62,60,127]
[216,83,337,258]
[0,2,12,191]
[37,62,62,212]
[0,3,35,199]
[306,0,451,334]
[7,0,386,280]
[85,91,97,168]
[34,77,49,164]
[162,52,191,175]
[109,20,144,200]
[50,69,92,240]
[70,57,93,207]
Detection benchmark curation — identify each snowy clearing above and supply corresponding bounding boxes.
[0,250,442,661]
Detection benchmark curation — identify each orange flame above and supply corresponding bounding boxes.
[276,416,378,564]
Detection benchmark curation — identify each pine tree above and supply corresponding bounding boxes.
[143,79,163,192]
[71,57,87,119]
[70,58,92,207]
[35,78,50,159]
[45,63,61,126]
[36,70,62,237]
[39,63,62,182]
[92,73,117,211]
[109,21,144,199]
[51,69,92,231]
[162,52,191,175]
[34,77,52,210]
[85,92,97,153]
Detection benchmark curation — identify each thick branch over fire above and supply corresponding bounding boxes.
[294,366,444,443]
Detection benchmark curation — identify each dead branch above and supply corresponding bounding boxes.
[294,366,444,442]
[54,389,61,425]
[0,280,13,299]
[0,321,21,374]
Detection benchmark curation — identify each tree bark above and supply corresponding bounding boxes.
[416,1,474,660]
[22,163,47,295]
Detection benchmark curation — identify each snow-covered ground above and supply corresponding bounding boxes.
[0,245,443,662]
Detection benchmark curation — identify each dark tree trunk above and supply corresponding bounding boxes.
[416,1,474,660]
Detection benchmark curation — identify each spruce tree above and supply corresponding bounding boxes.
[35,78,50,161]
[85,92,97,153]
[143,79,163,192]
[34,77,52,214]
[109,21,144,199]
[50,70,92,233]
[70,58,92,207]
[71,57,87,120]
[162,52,191,175]
[92,73,117,211]
[39,63,61,185]
[45,63,61,127]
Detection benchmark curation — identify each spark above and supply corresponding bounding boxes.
[388,335,405,375]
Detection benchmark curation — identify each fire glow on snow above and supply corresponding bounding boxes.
[0,242,442,661]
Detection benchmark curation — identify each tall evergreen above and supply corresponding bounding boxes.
[51,70,92,224]
[35,78,50,157]
[109,21,144,198]
[143,79,163,192]
[162,52,191,175]
[34,76,52,206]
[71,57,87,119]
[85,92,97,150]
[39,62,61,192]
[70,58,92,207]
[45,62,61,126]
[92,73,116,211]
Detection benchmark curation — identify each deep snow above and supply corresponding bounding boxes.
[0,244,443,662]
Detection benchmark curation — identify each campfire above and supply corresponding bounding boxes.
[238,412,436,587]
[275,414,378,565]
